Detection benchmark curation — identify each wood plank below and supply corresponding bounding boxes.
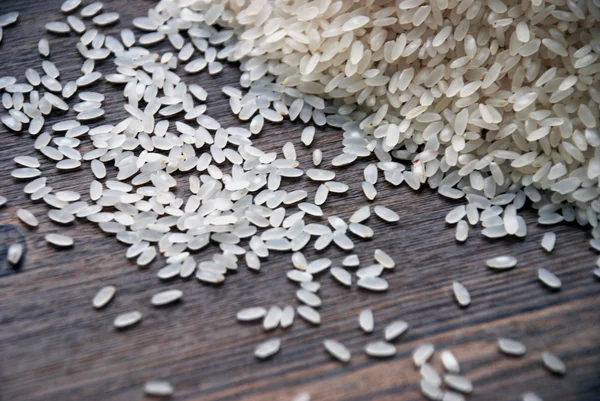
[0,1,598,400]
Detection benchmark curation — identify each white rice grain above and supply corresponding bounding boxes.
[323,339,351,362]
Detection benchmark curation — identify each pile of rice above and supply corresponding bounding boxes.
[194,0,600,232]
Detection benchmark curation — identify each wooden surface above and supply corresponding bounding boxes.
[0,1,599,400]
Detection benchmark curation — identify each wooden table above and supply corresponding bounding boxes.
[0,1,598,400]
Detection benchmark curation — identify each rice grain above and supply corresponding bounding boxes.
[254,338,281,359]
[16,208,38,227]
[384,320,409,341]
[452,281,471,307]
[151,289,183,306]
[7,243,23,265]
[93,286,116,309]
[359,309,374,333]
[144,380,173,397]
[297,305,320,325]
[542,352,566,375]
[365,341,396,358]
[323,339,351,362]
[538,268,562,289]
[114,311,142,329]
[498,338,527,356]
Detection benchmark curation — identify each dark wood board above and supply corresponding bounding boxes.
[0,1,598,400]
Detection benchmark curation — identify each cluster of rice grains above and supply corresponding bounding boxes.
[1,0,598,398]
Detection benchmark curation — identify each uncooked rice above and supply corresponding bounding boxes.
[444,374,473,394]
[373,206,399,222]
[7,243,23,265]
[254,338,281,359]
[542,351,567,375]
[357,277,389,291]
[151,289,183,306]
[384,320,409,342]
[296,289,321,308]
[16,208,38,227]
[113,311,142,329]
[92,286,116,309]
[413,343,435,367]
[323,339,351,363]
[538,268,562,289]
[541,232,557,253]
[486,256,518,270]
[498,338,527,356]
[330,266,352,287]
[522,393,543,401]
[280,305,295,328]
[263,306,283,330]
[420,363,442,386]
[296,305,320,325]
[365,341,396,358]
[2,0,595,397]
[359,309,374,334]
[143,380,174,397]
[420,380,443,400]
[237,307,267,322]
[440,350,460,374]
[452,281,471,307]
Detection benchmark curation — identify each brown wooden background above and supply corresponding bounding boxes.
[0,1,598,400]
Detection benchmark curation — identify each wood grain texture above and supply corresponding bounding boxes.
[0,1,599,400]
